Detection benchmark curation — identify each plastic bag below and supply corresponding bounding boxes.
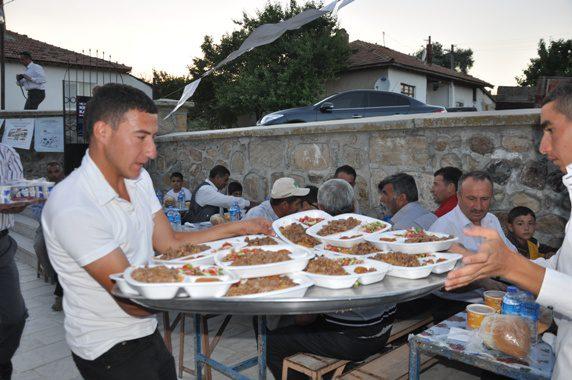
[469,314,532,360]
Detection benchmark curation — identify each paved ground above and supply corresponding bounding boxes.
[11,259,480,380]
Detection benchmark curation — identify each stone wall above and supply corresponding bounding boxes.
[150,109,567,248]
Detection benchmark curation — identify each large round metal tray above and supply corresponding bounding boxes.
[112,272,447,315]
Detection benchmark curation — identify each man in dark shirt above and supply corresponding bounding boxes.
[431,166,462,217]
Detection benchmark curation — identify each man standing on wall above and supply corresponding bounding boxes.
[17,52,46,110]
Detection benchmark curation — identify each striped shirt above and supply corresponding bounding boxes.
[0,143,24,230]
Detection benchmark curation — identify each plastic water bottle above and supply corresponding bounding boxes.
[520,301,540,343]
[166,206,181,231]
[156,189,163,205]
[229,201,241,222]
[501,286,521,315]
[177,191,185,210]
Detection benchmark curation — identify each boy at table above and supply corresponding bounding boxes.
[41,84,271,380]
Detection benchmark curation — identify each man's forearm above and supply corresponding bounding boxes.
[504,250,546,296]
[115,297,155,317]
[173,221,246,245]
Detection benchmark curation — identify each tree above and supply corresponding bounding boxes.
[187,0,350,128]
[516,39,572,86]
[152,70,190,100]
[414,42,474,74]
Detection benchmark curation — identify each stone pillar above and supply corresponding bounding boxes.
[154,98,194,136]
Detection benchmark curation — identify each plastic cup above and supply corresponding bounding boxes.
[483,290,505,313]
[466,304,496,330]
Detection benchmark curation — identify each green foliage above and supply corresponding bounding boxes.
[516,39,572,86]
[187,0,350,128]
[414,42,474,74]
[152,70,190,100]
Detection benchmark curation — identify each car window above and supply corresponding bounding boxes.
[329,92,366,109]
[368,92,410,107]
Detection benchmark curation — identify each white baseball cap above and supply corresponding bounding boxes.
[271,178,310,199]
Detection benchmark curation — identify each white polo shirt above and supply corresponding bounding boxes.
[429,205,516,303]
[42,151,160,360]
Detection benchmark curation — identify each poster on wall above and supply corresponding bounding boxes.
[1,118,34,149]
[76,95,91,138]
[34,117,64,152]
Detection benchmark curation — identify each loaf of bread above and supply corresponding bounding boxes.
[210,214,226,225]
[481,315,531,359]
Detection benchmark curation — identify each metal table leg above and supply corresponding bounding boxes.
[195,314,203,380]
[409,336,420,380]
[257,315,267,380]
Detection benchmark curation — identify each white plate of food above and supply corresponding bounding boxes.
[109,273,139,296]
[234,234,284,247]
[153,243,216,265]
[214,244,314,278]
[123,264,239,300]
[225,273,313,298]
[302,255,389,289]
[365,228,458,254]
[367,252,462,279]
[305,213,392,248]
[315,241,385,258]
[272,210,332,248]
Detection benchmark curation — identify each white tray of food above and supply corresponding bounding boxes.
[365,228,458,254]
[315,241,385,258]
[214,244,314,279]
[234,234,284,247]
[367,252,462,279]
[225,273,313,298]
[153,242,216,265]
[272,210,331,248]
[302,255,390,289]
[305,213,392,248]
[122,264,240,299]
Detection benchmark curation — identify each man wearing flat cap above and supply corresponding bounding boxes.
[244,177,309,221]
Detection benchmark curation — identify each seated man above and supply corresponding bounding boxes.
[300,185,318,211]
[334,164,360,213]
[430,171,516,302]
[165,172,191,206]
[185,165,250,223]
[431,166,462,217]
[507,206,556,259]
[378,173,436,230]
[244,177,308,222]
[267,179,395,380]
[227,181,243,197]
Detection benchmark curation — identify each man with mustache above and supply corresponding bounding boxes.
[428,171,515,305]
[445,83,572,379]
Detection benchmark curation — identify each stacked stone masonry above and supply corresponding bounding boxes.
[150,109,568,248]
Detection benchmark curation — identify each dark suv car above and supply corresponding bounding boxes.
[257,89,446,126]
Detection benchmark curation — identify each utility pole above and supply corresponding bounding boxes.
[450,44,455,70]
[0,0,5,110]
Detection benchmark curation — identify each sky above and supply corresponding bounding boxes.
[7,0,572,90]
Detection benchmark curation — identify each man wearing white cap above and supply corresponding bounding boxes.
[244,177,308,221]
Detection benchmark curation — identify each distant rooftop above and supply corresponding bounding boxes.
[7,30,131,73]
[348,40,492,88]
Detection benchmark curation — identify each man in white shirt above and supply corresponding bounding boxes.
[186,165,251,223]
[17,51,46,110]
[42,84,272,380]
[446,83,572,379]
[244,177,308,222]
[0,144,29,380]
[164,172,191,206]
[430,171,514,304]
[378,173,437,230]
